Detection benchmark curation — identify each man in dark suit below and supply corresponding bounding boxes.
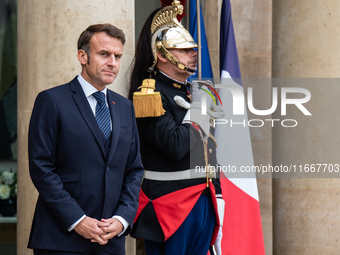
[27,23,144,255]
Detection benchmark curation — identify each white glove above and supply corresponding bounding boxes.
[214,197,225,255]
[191,80,225,119]
[174,95,210,138]
[174,81,225,138]
[217,197,225,226]
[210,104,225,119]
[173,95,190,110]
[174,95,226,138]
[214,226,223,255]
[191,81,212,103]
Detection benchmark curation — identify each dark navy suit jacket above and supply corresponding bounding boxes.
[27,77,144,254]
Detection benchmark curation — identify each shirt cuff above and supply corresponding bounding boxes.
[112,215,129,237]
[68,214,86,232]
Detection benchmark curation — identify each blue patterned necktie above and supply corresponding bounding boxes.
[93,91,111,140]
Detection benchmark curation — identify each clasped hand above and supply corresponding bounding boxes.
[74,216,123,245]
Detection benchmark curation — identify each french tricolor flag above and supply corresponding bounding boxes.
[215,0,266,254]
[187,0,265,253]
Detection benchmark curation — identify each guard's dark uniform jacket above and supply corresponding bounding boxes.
[131,71,221,244]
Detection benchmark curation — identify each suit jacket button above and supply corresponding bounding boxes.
[106,167,109,172]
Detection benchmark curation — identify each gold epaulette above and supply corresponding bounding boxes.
[133,79,165,118]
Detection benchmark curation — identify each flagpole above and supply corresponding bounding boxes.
[196,0,202,79]
[186,1,190,33]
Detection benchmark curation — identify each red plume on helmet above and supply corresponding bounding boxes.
[160,0,187,22]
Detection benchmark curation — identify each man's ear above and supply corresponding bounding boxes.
[157,52,167,63]
[77,49,88,65]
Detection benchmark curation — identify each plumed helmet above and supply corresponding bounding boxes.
[149,0,197,72]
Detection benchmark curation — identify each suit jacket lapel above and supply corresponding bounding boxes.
[107,91,120,164]
[70,78,106,156]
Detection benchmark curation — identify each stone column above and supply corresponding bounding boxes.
[273,1,340,254]
[17,1,135,254]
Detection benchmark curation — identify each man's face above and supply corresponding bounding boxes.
[78,31,123,91]
[167,48,198,80]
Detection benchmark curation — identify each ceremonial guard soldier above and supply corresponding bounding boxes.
[129,1,225,254]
